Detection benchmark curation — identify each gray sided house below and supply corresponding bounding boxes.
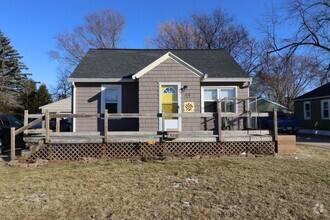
[294,82,330,134]
[69,49,251,132]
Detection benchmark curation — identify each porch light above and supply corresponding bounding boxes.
[180,85,188,92]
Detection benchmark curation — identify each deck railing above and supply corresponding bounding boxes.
[9,100,278,161]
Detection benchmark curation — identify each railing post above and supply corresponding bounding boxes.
[56,112,60,133]
[41,111,45,129]
[10,127,15,161]
[104,109,108,143]
[254,97,258,129]
[246,111,251,130]
[24,110,28,135]
[45,110,50,143]
[273,108,278,142]
[217,101,222,142]
[162,110,165,141]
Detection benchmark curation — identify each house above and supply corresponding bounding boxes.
[38,97,72,131]
[68,49,251,132]
[294,82,330,135]
[39,97,71,114]
[250,98,292,114]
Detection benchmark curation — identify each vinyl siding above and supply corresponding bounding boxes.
[75,82,139,132]
[75,83,100,132]
[139,58,201,131]
[294,99,330,131]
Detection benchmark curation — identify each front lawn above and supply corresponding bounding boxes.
[0,145,328,219]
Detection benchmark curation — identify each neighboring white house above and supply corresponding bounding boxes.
[39,97,71,113]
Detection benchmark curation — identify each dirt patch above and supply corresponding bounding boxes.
[0,145,328,219]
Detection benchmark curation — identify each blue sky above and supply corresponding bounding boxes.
[0,0,279,89]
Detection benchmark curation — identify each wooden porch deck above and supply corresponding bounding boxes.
[8,106,279,162]
[24,130,273,144]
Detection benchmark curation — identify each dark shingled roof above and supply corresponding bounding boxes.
[69,49,249,79]
[295,82,330,100]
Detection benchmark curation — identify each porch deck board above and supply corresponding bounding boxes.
[24,130,273,143]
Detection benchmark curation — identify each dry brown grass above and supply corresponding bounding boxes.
[0,144,329,220]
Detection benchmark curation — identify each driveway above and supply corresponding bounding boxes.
[296,134,330,149]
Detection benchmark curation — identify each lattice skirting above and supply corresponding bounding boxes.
[26,141,275,162]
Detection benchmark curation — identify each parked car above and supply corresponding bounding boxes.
[263,112,302,134]
[0,114,26,154]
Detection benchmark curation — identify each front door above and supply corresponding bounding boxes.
[159,83,181,131]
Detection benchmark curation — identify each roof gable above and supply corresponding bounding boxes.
[132,52,204,79]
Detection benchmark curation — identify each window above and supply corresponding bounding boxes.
[303,101,311,120]
[321,99,330,120]
[202,87,236,113]
[163,87,176,94]
[204,89,217,112]
[9,117,23,128]
[0,117,10,126]
[101,85,122,114]
[221,88,235,112]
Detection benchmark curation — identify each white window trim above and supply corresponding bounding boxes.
[101,84,122,115]
[303,101,311,120]
[321,99,330,120]
[201,86,238,113]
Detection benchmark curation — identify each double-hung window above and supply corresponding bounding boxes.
[303,101,311,120]
[321,99,330,120]
[220,88,236,112]
[101,85,122,114]
[203,89,218,112]
[202,87,236,113]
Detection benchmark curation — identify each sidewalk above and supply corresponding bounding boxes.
[296,134,330,148]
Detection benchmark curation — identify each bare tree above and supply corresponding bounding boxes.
[51,68,72,101]
[151,9,262,75]
[50,9,125,69]
[261,0,330,83]
[153,20,199,49]
[273,0,329,54]
[49,9,125,99]
[252,54,321,108]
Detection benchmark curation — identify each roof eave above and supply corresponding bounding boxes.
[202,77,252,83]
[294,95,330,102]
[68,78,135,83]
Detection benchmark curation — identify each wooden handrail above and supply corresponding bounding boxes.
[9,109,273,162]
[28,114,44,118]
[15,117,43,136]
[47,112,270,119]
[51,113,101,118]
